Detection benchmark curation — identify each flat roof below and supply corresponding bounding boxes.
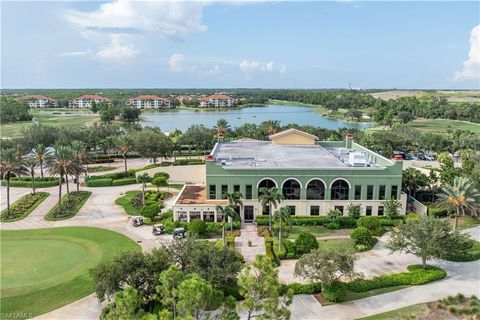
[176,185,228,205]
[212,141,386,169]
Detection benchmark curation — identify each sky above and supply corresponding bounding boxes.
[1,1,479,89]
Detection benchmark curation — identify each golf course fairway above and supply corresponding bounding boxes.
[0,227,141,318]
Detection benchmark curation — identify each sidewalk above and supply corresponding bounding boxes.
[235,224,266,263]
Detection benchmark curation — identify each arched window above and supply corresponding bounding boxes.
[330,179,350,200]
[258,178,276,190]
[306,179,325,200]
[282,179,301,200]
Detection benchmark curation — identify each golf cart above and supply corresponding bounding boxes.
[152,224,165,236]
[132,216,144,227]
[173,227,186,240]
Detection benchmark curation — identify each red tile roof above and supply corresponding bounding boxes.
[22,95,56,101]
[175,186,228,205]
[77,95,112,102]
[202,94,234,101]
[130,95,171,102]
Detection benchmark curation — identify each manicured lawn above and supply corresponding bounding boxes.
[357,303,429,320]
[344,285,409,302]
[286,225,331,239]
[0,192,49,222]
[1,110,99,138]
[45,191,91,221]
[317,238,355,253]
[0,227,141,318]
[115,190,141,215]
[407,119,480,133]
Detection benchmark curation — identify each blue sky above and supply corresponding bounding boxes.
[1,1,479,89]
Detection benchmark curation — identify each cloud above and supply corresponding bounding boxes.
[66,0,207,40]
[279,65,287,75]
[58,50,91,57]
[96,35,140,60]
[454,25,480,81]
[239,59,275,73]
[168,54,221,77]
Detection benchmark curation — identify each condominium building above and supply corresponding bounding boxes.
[173,128,406,222]
[69,95,112,108]
[22,95,58,108]
[126,95,172,109]
[200,94,236,108]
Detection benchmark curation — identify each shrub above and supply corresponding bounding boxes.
[347,203,362,219]
[188,220,208,237]
[265,238,280,266]
[428,207,448,218]
[357,216,385,236]
[87,171,135,181]
[326,222,341,230]
[257,226,271,237]
[153,172,170,179]
[255,215,359,228]
[279,282,322,295]
[346,265,446,292]
[85,178,113,187]
[91,158,115,164]
[1,177,59,188]
[111,178,138,186]
[294,233,319,256]
[282,239,297,258]
[444,239,480,262]
[140,203,162,221]
[323,281,347,302]
[351,227,373,247]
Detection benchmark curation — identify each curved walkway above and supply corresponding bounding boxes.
[290,226,480,320]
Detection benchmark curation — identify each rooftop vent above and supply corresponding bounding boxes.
[348,151,368,167]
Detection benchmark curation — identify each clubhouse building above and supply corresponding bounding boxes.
[172,129,406,222]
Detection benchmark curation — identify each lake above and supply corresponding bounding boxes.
[140,104,372,132]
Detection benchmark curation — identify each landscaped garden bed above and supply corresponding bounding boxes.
[0,192,49,222]
[0,227,140,318]
[45,191,91,221]
[444,239,480,262]
[1,177,59,188]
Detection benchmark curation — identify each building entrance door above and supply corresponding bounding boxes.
[244,206,254,222]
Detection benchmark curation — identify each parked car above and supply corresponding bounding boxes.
[152,224,165,236]
[132,216,144,227]
[173,227,186,239]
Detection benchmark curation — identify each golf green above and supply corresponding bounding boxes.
[0,227,141,318]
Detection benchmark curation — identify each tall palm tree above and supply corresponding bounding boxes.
[262,120,281,136]
[216,205,236,246]
[116,134,133,171]
[32,144,52,178]
[0,148,27,217]
[258,187,283,233]
[47,146,78,214]
[23,156,38,194]
[273,206,291,252]
[71,141,88,191]
[213,119,230,140]
[137,173,150,207]
[437,177,480,231]
[224,191,243,232]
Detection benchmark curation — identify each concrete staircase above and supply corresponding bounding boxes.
[234,223,266,263]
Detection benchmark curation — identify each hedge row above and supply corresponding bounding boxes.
[112,178,138,186]
[0,192,49,222]
[346,265,446,293]
[444,240,480,262]
[279,265,446,301]
[138,159,205,171]
[1,178,59,188]
[86,171,138,187]
[86,171,136,181]
[255,215,401,228]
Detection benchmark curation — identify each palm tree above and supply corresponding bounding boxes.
[0,148,27,217]
[225,205,240,234]
[71,141,88,191]
[224,191,243,232]
[23,156,38,194]
[258,187,283,233]
[437,177,480,231]
[213,119,230,140]
[116,134,133,171]
[216,205,236,246]
[47,146,78,214]
[262,120,281,136]
[273,206,291,252]
[137,173,150,207]
[32,144,52,178]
